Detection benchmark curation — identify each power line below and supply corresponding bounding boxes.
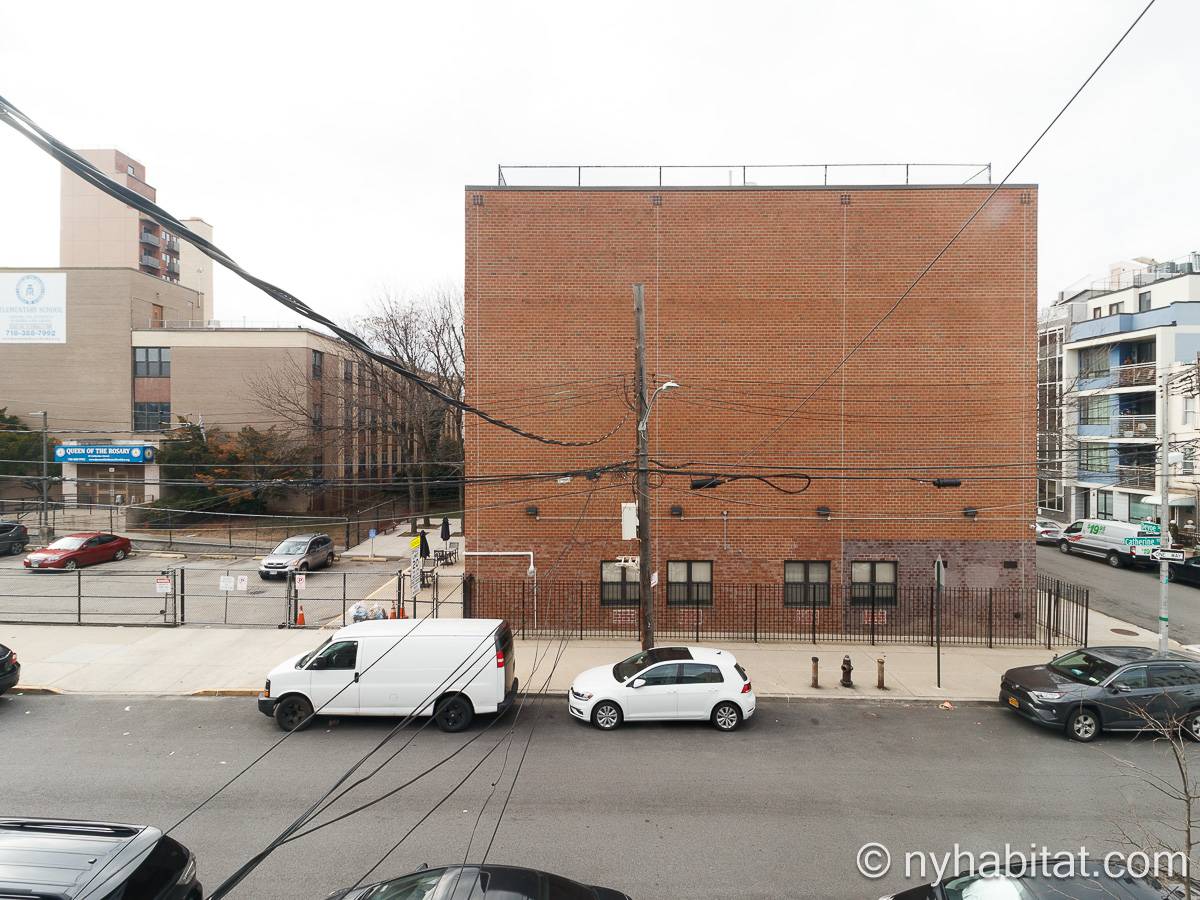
[725,0,1158,469]
[0,95,628,450]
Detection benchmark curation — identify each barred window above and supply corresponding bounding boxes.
[850,561,897,606]
[600,561,640,607]
[667,560,712,606]
[784,561,830,607]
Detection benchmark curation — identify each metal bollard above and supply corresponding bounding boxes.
[811,656,819,689]
[840,654,853,687]
[877,657,886,690]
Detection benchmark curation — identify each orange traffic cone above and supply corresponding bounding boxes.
[397,604,407,619]
[388,605,396,619]
[296,605,306,627]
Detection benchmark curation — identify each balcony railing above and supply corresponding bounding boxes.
[1115,362,1155,387]
[167,259,180,275]
[165,236,180,253]
[139,231,160,248]
[139,254,160,268]
[1116,465,1156,489]
[1112,415,1156,438]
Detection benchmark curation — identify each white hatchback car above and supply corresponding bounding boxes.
[568,646,755,732]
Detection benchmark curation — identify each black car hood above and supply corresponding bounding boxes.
[592,889,632,900]
[1004,664,1084,691]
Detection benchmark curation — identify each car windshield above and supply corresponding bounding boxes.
[47,537,86,550]
[273,539,309,555]
[365,869,446,900]
[613,647,691,682]
[297,637,331,669]
[942,871,1169,898]
[1049,650,1119,686]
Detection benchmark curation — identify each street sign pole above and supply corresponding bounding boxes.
[1159,371,1171,653]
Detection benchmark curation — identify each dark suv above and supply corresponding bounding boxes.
[0,521,27,556]
[0,818,201,899]
[1001,645,1200,742]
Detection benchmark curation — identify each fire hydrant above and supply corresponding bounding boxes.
[840,654,854,687]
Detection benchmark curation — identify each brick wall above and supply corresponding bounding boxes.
[463,185,1038,619]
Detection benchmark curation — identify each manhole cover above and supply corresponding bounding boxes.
[1111,627,1139,636]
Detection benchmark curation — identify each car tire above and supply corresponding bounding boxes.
[434,695,474,733]
[298,562,309,572]
[63,560,77,570]
[9,543,22,556]
[274,695,314,732]
[1058,540,1071,555]
[712,701,743,732]
[1106,551,1123,568]
[113,549,126,561]
[591,701,623,731]
[1067,707,1100,742]
[1183,710,1200,742]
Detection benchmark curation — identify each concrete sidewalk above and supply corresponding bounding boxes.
[0,606,1171,701]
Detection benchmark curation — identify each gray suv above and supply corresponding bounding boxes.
[1000,645,1200,742]
[259,532,335,580]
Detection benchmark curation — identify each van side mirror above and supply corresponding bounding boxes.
[631,678,646,689]
[1111,683,1132,693]
[309,657,327,670]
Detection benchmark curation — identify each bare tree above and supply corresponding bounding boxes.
[1106,703,1200,898]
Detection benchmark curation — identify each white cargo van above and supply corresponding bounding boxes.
[1058,518,1162,568]
[258,618,516,733]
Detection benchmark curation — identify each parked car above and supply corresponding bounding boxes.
[327,864,631,900]
[1032,518,1062,544]
[882,866,1195,898]
[259,618,517,732]
[0,644,18,696]
[0,521,28,556]
[23,532,131,570]
[568,646,754,732]
[999,645,1200,742]
[258,532,335,579]
[1168,555,1200,586]
[1057,518,1160,568]
[0,817,201,899]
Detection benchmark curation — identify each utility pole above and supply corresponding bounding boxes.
[1158,371,1173,653]
[633,284,654,651]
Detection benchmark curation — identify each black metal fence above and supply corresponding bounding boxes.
[465,574,1090,647]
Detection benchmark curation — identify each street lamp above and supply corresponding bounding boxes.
[28,411,47,536]
[638,381,679,433]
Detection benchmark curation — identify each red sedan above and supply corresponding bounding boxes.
[23,532,132,570]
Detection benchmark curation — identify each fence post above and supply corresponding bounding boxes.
[811,590,817,644]
[1083,588,1090,647]
[579,582,584,640]
[1048,579,1060,650]
[870,592,876,646]
[987,588,993,649]
[76,569,82,624]
[753,585,759,643]
[929,587,935,646]
[179,567,186,625]
[463,574,473,619]
[520,580,526,639]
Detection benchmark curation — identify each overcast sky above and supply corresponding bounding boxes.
[0,1,1193,326]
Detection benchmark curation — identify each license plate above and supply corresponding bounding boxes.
[1008,696,1019,709]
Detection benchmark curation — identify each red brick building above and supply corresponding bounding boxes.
[463,183,1038,636]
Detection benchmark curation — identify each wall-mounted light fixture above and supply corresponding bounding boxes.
[670,505,684,517]
[816,506,832,519]
[525,506,539,518]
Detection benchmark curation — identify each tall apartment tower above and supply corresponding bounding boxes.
[59,149,213,321]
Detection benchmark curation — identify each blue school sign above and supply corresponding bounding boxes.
[54,445,156,465]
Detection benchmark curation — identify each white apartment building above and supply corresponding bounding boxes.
[1045,251,1200,526]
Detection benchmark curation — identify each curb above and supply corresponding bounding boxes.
[189,689,260,697]
[197,553,239,560]
[144,551,187,560]
[11,686,63,695]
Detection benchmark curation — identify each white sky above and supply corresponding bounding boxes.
[0,1,1194,325]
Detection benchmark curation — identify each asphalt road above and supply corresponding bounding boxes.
[0,692,1182,900]
[0,553,399,627]
[1035,544,1200,645]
